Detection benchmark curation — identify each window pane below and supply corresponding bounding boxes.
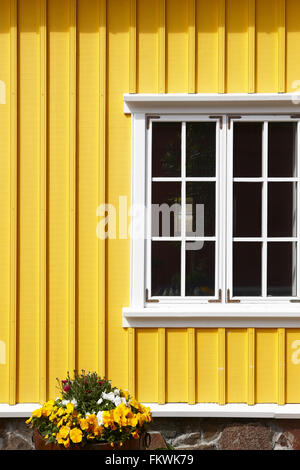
[151,241,181,296]
[267,242,297,297]
[152,122,181,177]
[233,243,262,296]
[185,241,215,296]
[268,122,297,177]
[268,182,297,237]
[233,122,262,177]
[233,183,262,237]
[186,122,216,177]
[186,182,215,236]
[152,182,181,237]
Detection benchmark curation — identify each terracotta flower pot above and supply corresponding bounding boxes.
[33,428,151,451]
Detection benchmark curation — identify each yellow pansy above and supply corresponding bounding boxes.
[79,418,89,431]
[56,407,66,417]
[32,408,42,418]
[70,428,83,443]
[58,425,70,439]
[63,438,70,448]
[65,403,74,414]
[131,430,140,439]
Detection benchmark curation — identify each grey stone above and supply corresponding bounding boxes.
[219,422,273,450]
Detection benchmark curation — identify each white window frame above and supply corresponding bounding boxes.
[123,93,300,328]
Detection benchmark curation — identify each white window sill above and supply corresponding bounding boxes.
[2,402,300,419]
[143,403,300,419]
[123,304,300,328]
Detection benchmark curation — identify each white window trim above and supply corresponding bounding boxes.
[123,93,300,328]
[3,402,300,419]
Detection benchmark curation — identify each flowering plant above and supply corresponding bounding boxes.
[26,370,152,448]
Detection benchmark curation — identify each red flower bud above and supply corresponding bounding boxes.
[63,384,70,392]
[98,381,103,386]
[84,380,87,385]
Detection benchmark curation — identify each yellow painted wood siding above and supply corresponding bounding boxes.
[1,0,300,405]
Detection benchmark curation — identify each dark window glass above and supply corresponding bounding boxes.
[233,183,262,237]
[186,182,215,236]
[186,122,216,177]
[233,243,262,296]
[152,182,181,237]
[151,242,181,296]
[268,182,296,237]
[267,242,297,297]
[152,122,181,177]
[185,241,215,296]
[233,122,262,177]
[268,122,297,177]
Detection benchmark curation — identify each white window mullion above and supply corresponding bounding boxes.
[262,121,268,299]
[181,122,186,297]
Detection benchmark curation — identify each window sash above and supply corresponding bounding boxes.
[227,115,300,302]
[146,115,222,303]
[145,114,300,305]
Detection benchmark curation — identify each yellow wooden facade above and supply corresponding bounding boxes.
[1,0,300,406]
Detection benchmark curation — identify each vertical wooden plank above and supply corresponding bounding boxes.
[286,0,300,92]
[9,0,17,406]
[196,0,218,93]
[286,329,300,403]
[39,0,47,404]
[218,328,226,405]
[256,0,277,92]
[98,0,106,379]
[0,0,11,403]
[278,0,286,92]
[128,0,136,392]
[278,328,286,405]
[218,0,225,93]
[256,329,277,403]
[248,0,255,93]
[136,330,158,402]
[187,328,195,404]
[68,0,76,373]
[158,328,165,404]
[128,327,135,395]
[247,327,255,405]
[158,0,165,93]
[226,329,247,403]
[129,0,136,93]
[188,0,195,93]
[196,329,218,402]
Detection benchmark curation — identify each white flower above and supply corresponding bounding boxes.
[97,398,103,405]
[114,396,122,407]
[96,411,104,426]
[102,391,115,402]
[71,398,77,407]
[114,389,120,396]
[61,399,70,406]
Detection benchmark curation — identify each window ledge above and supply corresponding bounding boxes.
[123,304,300,328]
[143,403,300,419]
[2,402,300,419]
[124,92,300,114]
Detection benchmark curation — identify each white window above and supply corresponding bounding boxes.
[123,94,300,328]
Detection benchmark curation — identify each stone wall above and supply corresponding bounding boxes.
[1,417,300,450]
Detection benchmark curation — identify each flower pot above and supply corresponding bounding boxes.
[33,428,151,451]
